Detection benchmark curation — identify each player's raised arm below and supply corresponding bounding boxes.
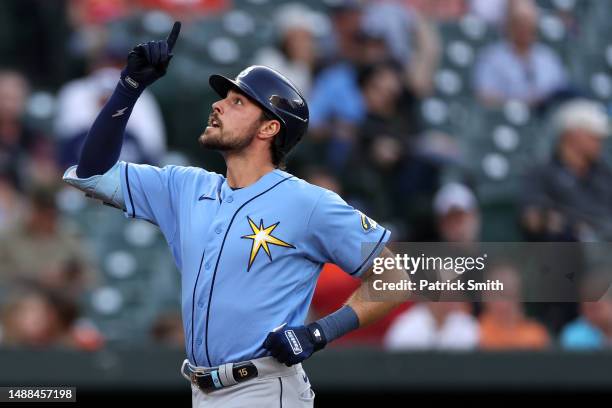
[75,21,181,178]
[62,22,181,209]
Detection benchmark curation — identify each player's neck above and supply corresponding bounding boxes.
[224,153,275,189]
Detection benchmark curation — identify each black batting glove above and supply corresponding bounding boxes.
[263,323,327,367]
[120,21,181,94]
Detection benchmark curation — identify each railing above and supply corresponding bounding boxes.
[1,347,611,392]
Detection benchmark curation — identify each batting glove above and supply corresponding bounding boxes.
[263,323,327,366]
[120,21,181,94]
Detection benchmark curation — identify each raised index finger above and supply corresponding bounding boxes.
[166,21,181,52]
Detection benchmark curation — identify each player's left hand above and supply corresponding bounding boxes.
[263,323,327,366]
[121,21,181,92]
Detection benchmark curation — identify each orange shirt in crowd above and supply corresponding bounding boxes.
[479,312,550,349]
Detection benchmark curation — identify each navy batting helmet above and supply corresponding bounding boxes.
[209,65,309,155]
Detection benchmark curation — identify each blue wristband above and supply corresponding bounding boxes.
[313,305,360,344]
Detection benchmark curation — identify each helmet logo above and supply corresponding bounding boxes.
[237,66,255,79]
[270,95,304,109]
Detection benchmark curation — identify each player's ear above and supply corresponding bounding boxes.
[258,119,281,141]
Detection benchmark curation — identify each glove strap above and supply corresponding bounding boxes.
[306,322,327,352]
[119,72,146,98]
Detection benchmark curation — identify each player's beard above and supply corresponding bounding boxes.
[199,119,259,152]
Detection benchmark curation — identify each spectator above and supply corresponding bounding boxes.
[432,181,481,274]
[68,0,130,27]
[473,0,568,107]
[54,39,167,169]
[560,274,612,350]
[384,301,479,350]
[343,62,411,212]
[1,286,80,348]
[434,182,480,243]
[66,0,133,67]
[342,62,437,239]
[136,0,229,19]
[0,70,58,191]
[0,186,97,297]
[470,0,507,26]
[252,3,320,97]
[318,0,364,64]
[307,3,368,140]
[0,169,25,234]
[151,311,185,347]
[301,166,342,196]
[405,0,468,21]
[306,0,439,172]
[381,183,482,350]
[356,62,421,154]
[479,263,550,349]
[312,0,440,121]
[522,99,612,241]
[362,0,441,96]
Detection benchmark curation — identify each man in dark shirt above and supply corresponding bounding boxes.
[522,99,612,241]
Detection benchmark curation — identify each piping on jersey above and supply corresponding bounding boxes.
[125,164,136,218]
[192,174,294,367]
[349,228,388,275]
[191,249,206,364]
[279,377,283,408]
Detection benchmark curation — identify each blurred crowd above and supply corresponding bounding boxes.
[1,0,612,352]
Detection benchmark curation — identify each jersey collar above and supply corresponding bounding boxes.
[218,169,291,203]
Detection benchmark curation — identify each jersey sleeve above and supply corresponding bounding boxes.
[119,162,191,243]
[307,190,391,278]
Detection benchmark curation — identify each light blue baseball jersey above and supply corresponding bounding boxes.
[119,162,390,367]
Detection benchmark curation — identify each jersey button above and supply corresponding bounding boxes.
[215,227,222,234]
[205,262,211,270]
[226,196,234,203]
[196,339,202,345]
[198,302,204,308]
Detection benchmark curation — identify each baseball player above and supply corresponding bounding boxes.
[63,22,403,407]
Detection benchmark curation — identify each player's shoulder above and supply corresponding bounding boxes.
[124,162,226,199]
[126,162,224,181]
[273,169,345,206]
[166,165,226,193]
[164,164,223,178]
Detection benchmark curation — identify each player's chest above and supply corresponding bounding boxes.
[181,197,309,272]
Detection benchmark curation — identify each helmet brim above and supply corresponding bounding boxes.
[209,74,238,98]
[209,73,286,129]
[209,74,264,110]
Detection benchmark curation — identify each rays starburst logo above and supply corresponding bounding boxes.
[241,217,295,271]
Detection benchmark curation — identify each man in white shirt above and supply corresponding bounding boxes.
[473,0,568,107]
[384,302,479,350]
